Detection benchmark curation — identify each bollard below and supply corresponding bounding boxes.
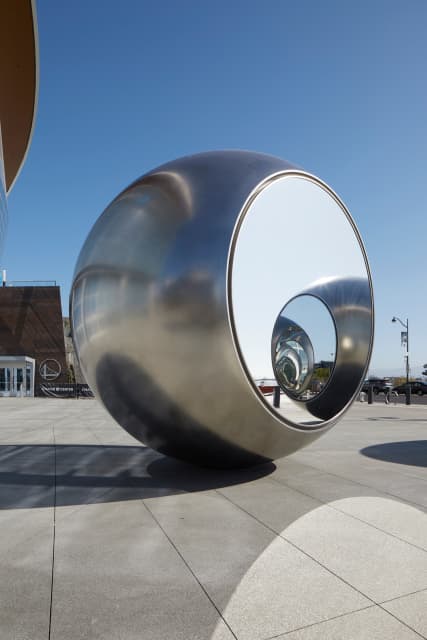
[368,384,373,404]
[273,386,281,408]
[405,384,411,406]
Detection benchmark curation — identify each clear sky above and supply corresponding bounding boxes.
[4,0,427,378]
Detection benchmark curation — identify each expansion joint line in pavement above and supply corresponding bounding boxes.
[267,475,427,555]
[48,425,57,640]
[273,458,425,511]
[215,488,427,640]
[264,604,378,639]
[141,500,239,640]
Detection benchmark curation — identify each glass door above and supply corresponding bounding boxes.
[0,367,11,396]
[0,361,34,396]
[13,367,24,396]
[26,363,33,396]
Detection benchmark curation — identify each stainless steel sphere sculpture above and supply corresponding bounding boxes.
[70,151,374,468]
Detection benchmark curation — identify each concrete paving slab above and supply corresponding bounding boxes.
[269,464,427,550]
[0,507,53,558]
[146,491,369,639]
[0,529,52,640]
[275,605,423,639]
[292,453,427,509]
[283,503,427,602]
[382,590,427,638]
[0,443,55,508]
[289,414,427,509]
[272,458,388,502]
[327,496,427,551]
[145,489,279,605]
[217,476,322,533]
[51,499,231,640]
[0,398,426,639]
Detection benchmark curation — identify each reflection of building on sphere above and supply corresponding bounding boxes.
[159,270,221,328]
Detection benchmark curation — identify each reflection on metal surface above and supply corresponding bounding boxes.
[71,151,374,468]
[272,318,314,397]
[272,277,371,422]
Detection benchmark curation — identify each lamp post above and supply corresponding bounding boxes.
[392,316,410,404]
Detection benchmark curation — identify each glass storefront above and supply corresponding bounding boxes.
[0,358,35,396]
[0,367,11,393]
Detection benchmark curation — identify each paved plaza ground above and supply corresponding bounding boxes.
[0,397,426,639]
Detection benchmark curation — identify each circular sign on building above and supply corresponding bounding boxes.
[39,359,61,381]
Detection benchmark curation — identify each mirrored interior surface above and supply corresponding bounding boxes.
[230,173,371,428]
[272,295,336,401]
[273,322,313,396]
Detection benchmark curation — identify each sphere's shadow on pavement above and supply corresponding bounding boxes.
[360,440,427,467]
[0,444,276,509]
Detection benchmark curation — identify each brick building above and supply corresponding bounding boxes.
[0,283,68,395]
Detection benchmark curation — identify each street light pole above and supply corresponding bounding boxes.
[405,318,409,385]
[392,316,410,404]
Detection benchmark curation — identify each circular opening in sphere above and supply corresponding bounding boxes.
[229,172,373,430]
[272,295,336,400]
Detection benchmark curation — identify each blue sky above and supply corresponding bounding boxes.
[4,0,427,377]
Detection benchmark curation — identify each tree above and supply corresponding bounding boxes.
[67,364,76,383]
[312,368,330,383]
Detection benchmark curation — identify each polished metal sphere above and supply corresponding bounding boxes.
[70,151,373,468]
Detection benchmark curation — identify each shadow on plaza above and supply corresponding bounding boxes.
[360,440,427,467]
[0,444,276,509]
